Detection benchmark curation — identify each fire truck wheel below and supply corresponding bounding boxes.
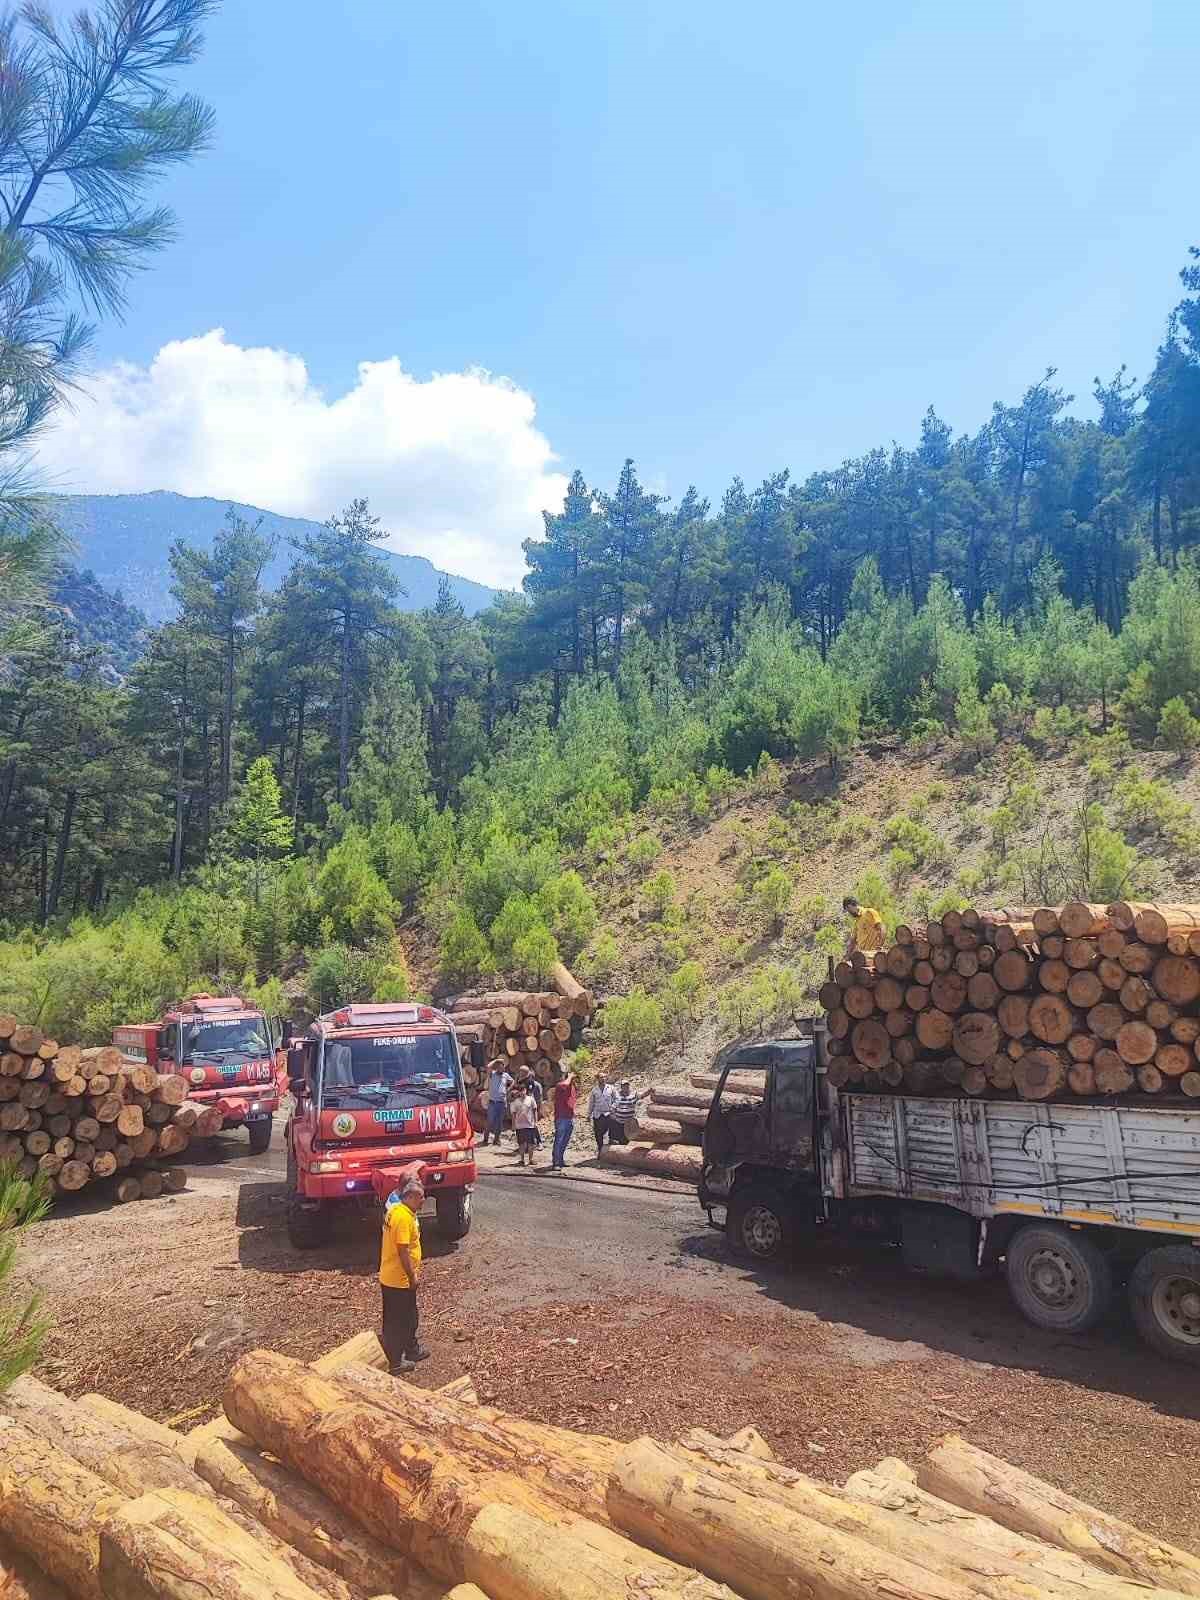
[286,1142,330,1249]
[248,1118,272,1155]
[435,1190,472,1240]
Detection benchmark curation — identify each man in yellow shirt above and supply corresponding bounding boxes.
[380,1172,429,1374]
[843,895,885,957]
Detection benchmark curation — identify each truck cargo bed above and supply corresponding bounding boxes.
[842,1093,1200,1234]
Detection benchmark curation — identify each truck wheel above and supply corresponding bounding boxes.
[248,1118,272,1155]
[285,1143,330,1249]
[726,1189,793,1263]
[1128,1246,1200,1365]
[1005,1224,1113,1334]
[436,1190,472,1240]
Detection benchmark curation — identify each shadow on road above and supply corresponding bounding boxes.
[232,1178,465,1279]
[673,1224,1200,1423]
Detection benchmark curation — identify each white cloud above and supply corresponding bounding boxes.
[33,329,568,587]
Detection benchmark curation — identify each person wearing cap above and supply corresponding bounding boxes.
[379,1172,429,1373]
[481,1059,513,1146]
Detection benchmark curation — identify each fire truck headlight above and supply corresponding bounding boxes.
[311,1160,341,1174]
[444,1149,471,1164]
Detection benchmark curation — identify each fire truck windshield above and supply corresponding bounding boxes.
[181,1018,270,1061]
[319,1032,460,1109]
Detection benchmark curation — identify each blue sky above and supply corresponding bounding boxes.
[39,0,1200,585]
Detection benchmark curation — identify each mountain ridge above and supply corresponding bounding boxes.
[48,491,502,623]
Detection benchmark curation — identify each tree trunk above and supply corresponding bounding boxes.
[843,1458,1168,1600]
[599,1143,702,1180]
[99,1488,335,1600]
[919,1434,1200,1595]
[0,1417,125,1600]
[336,616,352,802]
[0,1376,201,1501]
[1013,1050,1066,1101]
[221,630,235,806]
[45,791,76,921]
[608,1437,978,1600]
[193,1436,416,1599]
[1027,994,1073,1045]
[221,1350,727,1599]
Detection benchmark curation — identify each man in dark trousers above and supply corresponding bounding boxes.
[379,1170,430,1374]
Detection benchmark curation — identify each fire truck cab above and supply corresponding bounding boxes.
[284,1002,477,1249]
[114,995,285,1154]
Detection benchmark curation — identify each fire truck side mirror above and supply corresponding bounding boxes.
[287,1042,309,1097]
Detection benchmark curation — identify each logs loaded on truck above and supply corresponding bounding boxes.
[2,1328,1199,1600]
[698,903,1200,1364]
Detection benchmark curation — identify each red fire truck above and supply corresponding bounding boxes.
[284,1002,477,1249]
[113,995,286,1154]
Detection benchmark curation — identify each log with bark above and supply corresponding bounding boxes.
[919,1433,1200,1595]
[608,1435,984,1600]
[599,1143,702,1181]
[221,1350,734,1599]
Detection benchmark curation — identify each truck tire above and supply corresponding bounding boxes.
[285,1143,330,1250]
[1005,1224,1113,1334]
[1128,1245,1200,1365]
[726,1188,794,1263]
[248,1118,272,1155]
[435,1190,472,1240]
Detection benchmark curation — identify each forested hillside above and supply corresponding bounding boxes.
[5,250,1200,1046]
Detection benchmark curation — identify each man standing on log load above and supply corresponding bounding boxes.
[843,895,885,958]
[380,1173,430,1374]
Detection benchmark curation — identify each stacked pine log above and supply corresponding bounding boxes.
[446,962,593,1128]
[821,901,1200,1102]
[602,1073,768,1182]
[0,1018,217,1204]
[3,1327,1198,1600]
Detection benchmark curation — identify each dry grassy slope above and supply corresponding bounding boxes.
[570,731,1200,1087]
[404,732,1200,1090]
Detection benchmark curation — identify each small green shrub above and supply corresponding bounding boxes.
[438,908,492,986]
[748,865,792,933]
[1158,696,1200,755]
[626,833,663,871]
[603,988,667,1062]
[581,930,620,983]
[643,869,677,917]
[835,812,872,847]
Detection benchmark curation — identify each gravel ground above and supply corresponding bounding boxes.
[14,1119,1200,1554]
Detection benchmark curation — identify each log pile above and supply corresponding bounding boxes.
[445,963,593,1127]
[0,1019,217,1204]
[3,1328,1197,1600]
[820,902,1200,1102]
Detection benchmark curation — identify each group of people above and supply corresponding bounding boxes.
[381,896,886,1376]
[480,1061,644,1168]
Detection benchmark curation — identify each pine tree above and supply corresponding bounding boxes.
[170,511,275,807]
[286,499,404,801]
[597,459,666,670]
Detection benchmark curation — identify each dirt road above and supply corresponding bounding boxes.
[17,1116,1200,1551]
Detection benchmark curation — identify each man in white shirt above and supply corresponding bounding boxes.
[586,1074,616,1153]
[482,1061,513,1146]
